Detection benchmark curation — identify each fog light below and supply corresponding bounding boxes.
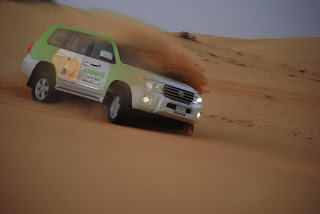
[197,112,201,119]
[143,96,150,103]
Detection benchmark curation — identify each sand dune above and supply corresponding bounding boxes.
[0,1,319,214]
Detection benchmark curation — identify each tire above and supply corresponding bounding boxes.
[108,90,131,124]
[31,73,56,103]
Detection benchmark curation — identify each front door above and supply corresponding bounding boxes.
[75,56,111,92]
[73,38,115,95]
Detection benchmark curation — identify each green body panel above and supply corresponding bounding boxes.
[102,64,141,95]
[30,26,59,62]
[30,25,141,97]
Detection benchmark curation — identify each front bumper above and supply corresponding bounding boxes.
[131,84,202,124]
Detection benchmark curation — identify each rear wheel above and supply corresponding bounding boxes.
[108,90,131,124]
[31,73,56,103]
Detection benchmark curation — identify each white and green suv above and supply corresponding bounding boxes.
[22,25,202,128]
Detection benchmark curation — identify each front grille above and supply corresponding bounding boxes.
[163,84,194,105]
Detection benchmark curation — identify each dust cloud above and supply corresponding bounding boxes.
[91,10,208,93]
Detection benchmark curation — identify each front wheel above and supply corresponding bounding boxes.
[108,91,131,124]
[31,74,56,103]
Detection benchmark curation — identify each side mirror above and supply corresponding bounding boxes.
[100,50,114,61]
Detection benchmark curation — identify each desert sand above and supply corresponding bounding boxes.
[0,1,319,214]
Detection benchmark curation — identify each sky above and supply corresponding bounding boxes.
[56,0,320,39]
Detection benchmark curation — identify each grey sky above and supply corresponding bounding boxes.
[56,0,320,39]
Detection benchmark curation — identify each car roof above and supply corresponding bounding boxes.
[48,25,116,45]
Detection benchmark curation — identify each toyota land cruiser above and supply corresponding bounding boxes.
[22,25,202,131]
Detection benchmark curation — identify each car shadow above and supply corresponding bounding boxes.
[124,110,191,135]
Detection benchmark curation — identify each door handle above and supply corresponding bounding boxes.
[57,53,64,57]
[91,63,101,67]
[83,62,90,66]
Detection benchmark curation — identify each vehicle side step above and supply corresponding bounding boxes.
[55,86,103,102]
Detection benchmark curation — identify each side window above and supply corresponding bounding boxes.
[68,33,94,55]
[47,29,73,48]
[90,39,115,64]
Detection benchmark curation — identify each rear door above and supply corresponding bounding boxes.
[52,30,95,87]
[73,38,115,95]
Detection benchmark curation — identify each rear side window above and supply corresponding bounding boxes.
[47,29,72,48]
[68,33,94,55]
[90,39,115,63]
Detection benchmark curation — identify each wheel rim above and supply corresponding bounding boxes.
[110,96,121,119]
[35,78,49,100]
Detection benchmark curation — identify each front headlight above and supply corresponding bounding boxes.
[193,93,202,104]
[138,76,163,93]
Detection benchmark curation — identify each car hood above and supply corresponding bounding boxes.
[123,63,198,94]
